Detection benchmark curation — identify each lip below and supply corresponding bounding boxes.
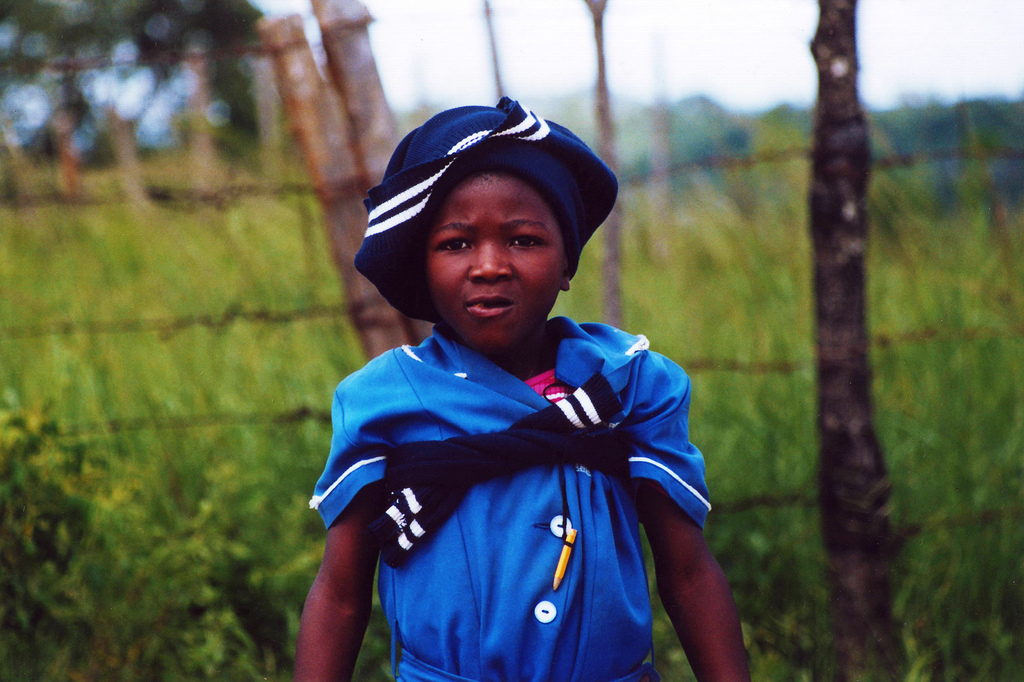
[465,295,514,319]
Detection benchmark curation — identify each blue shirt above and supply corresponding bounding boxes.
[311,318,710,681]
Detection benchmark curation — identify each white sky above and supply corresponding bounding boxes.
[253,0,1024,112]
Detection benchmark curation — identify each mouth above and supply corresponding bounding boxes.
[465,295,514,318]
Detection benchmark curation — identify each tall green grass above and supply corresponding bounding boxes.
[1,152,1021,680]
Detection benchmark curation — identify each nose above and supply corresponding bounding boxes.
[469,242,511,281]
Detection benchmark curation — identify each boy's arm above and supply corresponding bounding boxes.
[294,484,382,682]
[638,484,751,682]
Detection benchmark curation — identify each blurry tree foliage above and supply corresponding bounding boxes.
[0,0,263,154]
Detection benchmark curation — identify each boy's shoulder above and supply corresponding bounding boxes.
[551,317,690,394]
[335,333,452,395]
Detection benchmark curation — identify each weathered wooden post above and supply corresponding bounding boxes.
[257,14,421,358]
[53,111,81,201]
[0,115,30,207]
[582,0,622,327]
[482,0,506,100]
[809,1,896,678]
[105,108,151,209]
[185,46,218,193]
[252,55,283,178]
[650,33,671,218]
[311,0,433,342]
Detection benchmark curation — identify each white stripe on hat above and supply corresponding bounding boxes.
[366,158,455,225]
[366,193,431,238]
[493,108,539,138]
[447,129,491,155]
[364,102,550,239]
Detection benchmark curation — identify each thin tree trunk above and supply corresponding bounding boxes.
[650,33,671,219]
[809,1,897,679]
[252,55,283,178]
[311,0,433,343]
[0,115,30,207]
[106,107,151,208]
[186,47,218,193]
[53,110,81,200]
[483,0,505,101]
[257,14,419,358]
[583,0,622,327]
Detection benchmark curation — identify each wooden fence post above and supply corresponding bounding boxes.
[482,0,506,100]
[257,14,419,359]
[105,108,151,209]
[185,46,218,193]
[809,1,896,679]
[582,0,622,328]
[53,111,81,201]
[650,33,671,218]
[311,0,432,342]
[252,55,283,178]
[0,115,30,207]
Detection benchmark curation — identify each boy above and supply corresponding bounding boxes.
[295,98,750,681]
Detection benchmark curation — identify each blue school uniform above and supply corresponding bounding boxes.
[311,317,710,682]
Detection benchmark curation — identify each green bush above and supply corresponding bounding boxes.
[0,403,93,677]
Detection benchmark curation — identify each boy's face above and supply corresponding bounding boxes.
[425,172,570,378]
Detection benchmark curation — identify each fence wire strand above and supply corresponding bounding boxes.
[3,145,1020,211]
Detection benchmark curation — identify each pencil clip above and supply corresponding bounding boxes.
[552,528,578,591]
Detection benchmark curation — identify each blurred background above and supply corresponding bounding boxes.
[1,0,1022,679]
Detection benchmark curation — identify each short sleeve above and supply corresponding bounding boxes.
[309,350,441,529]
[308,384,389,529]
[618,351,711,527]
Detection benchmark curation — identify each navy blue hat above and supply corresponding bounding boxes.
[355,97,618,322]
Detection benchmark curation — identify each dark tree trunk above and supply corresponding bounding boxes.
[809,1,897,679]
[583,0,622,328]
[482,0,505,101]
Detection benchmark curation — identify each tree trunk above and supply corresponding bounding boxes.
[53,111,81,201]
[482,0,506,101]
[311,0,433,344]
[809,1,897,679]
[583,0,622,328]
[185,47,218,193]
[252,55,283,178]
[106,108,150,209]
[257,14,421,359]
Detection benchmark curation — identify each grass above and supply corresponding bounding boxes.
[1,152,1022,680]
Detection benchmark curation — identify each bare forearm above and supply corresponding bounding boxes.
[294,576,370,681]
[294,486,381,682]
[659,556,750,682]
[638,485,749,681]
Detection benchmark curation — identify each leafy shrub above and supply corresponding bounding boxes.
[0,403,93,676]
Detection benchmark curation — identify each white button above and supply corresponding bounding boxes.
[534,601,557,623]
[549,515,573,538]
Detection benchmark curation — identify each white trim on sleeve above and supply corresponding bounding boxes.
[309,455,387,509]
[628,456,712,511]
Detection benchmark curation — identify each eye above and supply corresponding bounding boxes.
[437,238,470,251]
[510,235,543,247]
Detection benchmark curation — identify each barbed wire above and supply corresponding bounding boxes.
[3,296,1022,357]
[894,504,1024,547]
[0,39,306,78]
[56,406,1024,542]
[61,405,330,437]
[2,181,315,210]
[5,145,1022,211]
[0,303,348,340]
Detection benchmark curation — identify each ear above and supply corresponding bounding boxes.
[560,264,571,292]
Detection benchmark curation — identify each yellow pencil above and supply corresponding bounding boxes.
[552,528,578,591]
